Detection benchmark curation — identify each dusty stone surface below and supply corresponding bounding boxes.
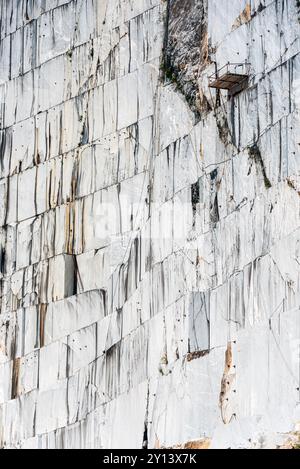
[0,0,299,449]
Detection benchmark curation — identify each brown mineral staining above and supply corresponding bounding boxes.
[187,349,209,362]
[219,343,236,424]
[11,358,21,399]
[225,342,232,369]
[183,439,211,449]
[232,4,252,30]
[278,431,300,449]
[171,438,211,449]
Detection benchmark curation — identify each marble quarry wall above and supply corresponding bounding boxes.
[0,0,300,449]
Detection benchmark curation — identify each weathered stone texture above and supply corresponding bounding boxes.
[0,0,300,449]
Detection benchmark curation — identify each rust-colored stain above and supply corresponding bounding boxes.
[169,438,211,449]
[182,439,211,449]
[11,358,21,400]
[187,349,209,362]
[154,438,161,449]
[232,3,251,30]
[219,342,236,424]
[225,342,232,369]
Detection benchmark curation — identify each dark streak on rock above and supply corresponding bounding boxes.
[191,179,200,210]
[11,357,21,399]
[248,143,272,189]
[0,245,6,276]
[187,349,209,362]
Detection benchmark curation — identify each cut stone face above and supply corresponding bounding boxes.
[0,0,299,451]
[189,292,210,353]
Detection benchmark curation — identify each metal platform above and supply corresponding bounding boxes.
[208,63,250,94]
